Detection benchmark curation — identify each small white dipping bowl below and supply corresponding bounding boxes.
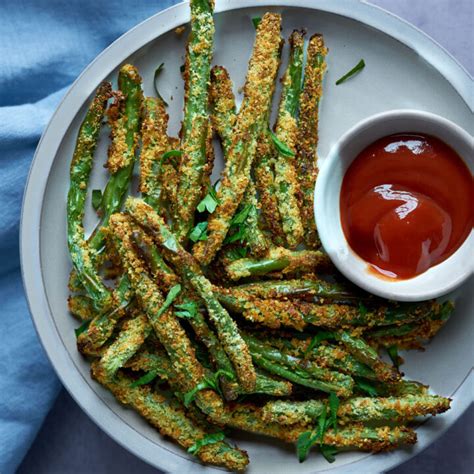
[315,109,474,301]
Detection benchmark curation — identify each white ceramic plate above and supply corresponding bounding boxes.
[21,1,474,473]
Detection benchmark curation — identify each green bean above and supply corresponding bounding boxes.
[88,64,144,255]
[66,81,113,311]
[139,96,169,212]
[263,394,451,425]
[225,247,331,280]
[94,313,150,381]
[273,30,305,248]
[244,334,354,397]
[296,34,327,248]
[175,0,215,240]
[193,13,283,265]
[337,331,400,383]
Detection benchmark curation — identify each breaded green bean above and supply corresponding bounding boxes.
[296,34,327,248]
[244,334,353,397]
[193,13,283,264]
[126,197,257,392]
[273,30,305,248]
[215,278,364,303]
[209,65,270,256]
[91,365,249,471]
[175,0,215,240]
[263,394,451,425]
[338,331,400,383]
[66,81,113,311]
[209,65,236,154]
[225,247,331,280]
[94,313,150,381]
[219,295,439,332]
[139,96,169,211]
[254,133,286,245]
[68,294,94,321]
[88,64,144,255]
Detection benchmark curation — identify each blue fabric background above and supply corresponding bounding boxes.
[0,2,177,473]
[0,1,472,474]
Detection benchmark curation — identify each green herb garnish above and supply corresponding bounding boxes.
[153,63,169,106]
[189,221,208,242]
[269,130,294,157]
[130,370,158,388]
[161,150,183,160]
[335,59,365,85]
[156,284,182,318]
[74,320,90,338]
[197,184,220,214]
[91,189,102,211]
[320,445,338,463]
[304,331,336,356]
[252,17,261,29]
[355,378,379,397]
[358,302,368,317]
[387,345,401,370]
[183,369,235,406]
[188,432,226,455]
[328,392,339,431]
[174,299,199,319]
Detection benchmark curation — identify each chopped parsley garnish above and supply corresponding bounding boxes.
[252,17,261,29]
[174,299,199,319]
[197,183,220,214]
[189,221,208,242]
[91,189,102,211]
[153,63,169,106]
[188,432,226,455]
[183,369,235,406]
[269,130,294,157]
[130,370,158,388]
[335,59,365,85]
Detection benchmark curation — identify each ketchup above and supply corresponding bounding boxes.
[340,134,473,279]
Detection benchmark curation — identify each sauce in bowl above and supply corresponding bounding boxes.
[340,133,473,279]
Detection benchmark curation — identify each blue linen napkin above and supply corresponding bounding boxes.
[0,1,178,472]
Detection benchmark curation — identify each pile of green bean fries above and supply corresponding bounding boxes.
[67,2,453,470]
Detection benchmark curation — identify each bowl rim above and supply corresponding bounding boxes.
[20,1,474,473]
[314,108,474,301]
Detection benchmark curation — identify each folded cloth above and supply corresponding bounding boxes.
[0,1,178,472]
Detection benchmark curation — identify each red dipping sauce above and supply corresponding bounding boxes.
[340,134,474,279]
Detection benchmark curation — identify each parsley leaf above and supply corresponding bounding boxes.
[252,17,261,29]
[355,377,380,397]
[328,392,339,431]
[189,221,208,242]
[156,284,182,318]
[197,184,220,214]
[358,302,368,317]
[183,370,235,407]
[387,345,401,369]
[335,59,365,85]
[174,299,199,319]
[223,204,254,244]
[74,320,90,338]
[153,63,169,106]
[304,331,336,356]
[130,370,158,388]
[161,150,183,161]
[188,432,226,455]
[320,445,338,463]
[230,204,253,225]
[91,189,103,211]
[269,130,295,157]
[297,431,319,463]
